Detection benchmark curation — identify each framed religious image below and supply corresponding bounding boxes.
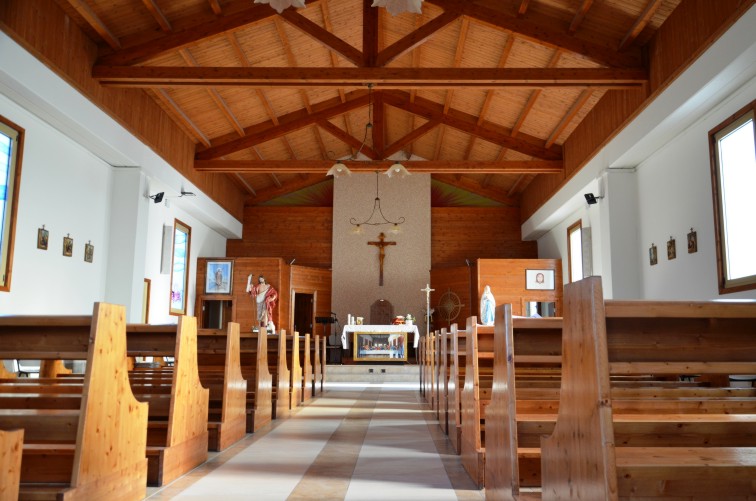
[205,260,233,294]
[667,237,676,260]
[84,242,94,263]
[169,219,192,316]
[525,269,555,290]
[649,244,658,266]
[353,332,407,362]
[63,235,73,257]
[687,228,698,253]
[37,226,49,250]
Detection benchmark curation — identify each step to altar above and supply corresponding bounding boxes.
[325,364,420,383]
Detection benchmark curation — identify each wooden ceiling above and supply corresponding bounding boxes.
[54,0,681,206]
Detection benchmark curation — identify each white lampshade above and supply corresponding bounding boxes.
[350,224,365,235]
[385,161,411,179]
[388,223,402,235]
[371,0,423,16]
[326,161,352,178]
[254,0,305,14]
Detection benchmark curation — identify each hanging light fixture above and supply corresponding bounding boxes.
[326,160,352,178]
[326,83,375,178]
[350,171,406,235]
[386,160,411,179]
[371,0,424,16]
[254,0,305,14]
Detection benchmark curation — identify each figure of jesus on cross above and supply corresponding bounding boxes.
[367,232,396,286]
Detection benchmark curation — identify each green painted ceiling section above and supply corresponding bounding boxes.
[260,178,502,207]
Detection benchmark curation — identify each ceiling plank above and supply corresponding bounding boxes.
[382,90,562,160]
[195,159,563,174]
[363,0,379,67]
[434,17,469,160]
[383,119,440,157]
[246,174,326,205]
[207,0,223,16]
[407,12,424,158]
[93,66,648,88]
[426,0,642,68]
[619,0,663,50]
[66,0,121,49]
[279,10,364,67]
[141,0,172,33]
[545,88,593,147]
[375,10,460,67]
[196,91,370,160]
[433,174,520,206]
[517,0,531,16]
[153,89,211,147]
[96,4,277,66]
[371,90,384,158]
[317,120,379,160]
[465,35,515,160]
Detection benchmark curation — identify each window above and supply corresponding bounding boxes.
[169,219,192,315]
[0,116,24,292]
[567,220,583,283]
[709,101,756,293]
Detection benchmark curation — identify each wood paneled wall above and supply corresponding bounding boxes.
[432,207,538,268]
[226,207,333,269]
[477,259,563,317]
[0,0,245,220]
[290,265,332,341]
[520,0,751,221]
[430,266,473,332]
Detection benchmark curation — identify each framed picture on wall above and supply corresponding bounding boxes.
[205,260,233,294]
[525,269,555,290]
[37,226,49,250]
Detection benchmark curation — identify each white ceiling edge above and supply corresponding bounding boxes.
[522,5,756,241]
[0,32,242,239]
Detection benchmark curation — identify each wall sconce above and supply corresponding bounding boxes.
[149,192,164,204]
[584,192,603,205]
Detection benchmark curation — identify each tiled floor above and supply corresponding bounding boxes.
[145,383,484,501]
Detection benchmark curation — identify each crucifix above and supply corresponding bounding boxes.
[421,284,435,338]
[367,232,396,286]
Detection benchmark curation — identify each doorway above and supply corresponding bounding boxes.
[293,292,314,336]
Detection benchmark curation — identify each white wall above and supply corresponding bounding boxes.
[0,94,112,315]
[636,77,756,300]
[332,173,431,336]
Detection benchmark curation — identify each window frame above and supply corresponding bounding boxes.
[709,100,756,294]
[0,115,24,293]
[567,219,583,284]
[169,218,192,316]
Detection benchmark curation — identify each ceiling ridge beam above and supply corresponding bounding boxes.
[426,0,642,68]
[93,66,648,88]
[363,0,379,66]
[196,92,370,160]
[194,159,564,174]
[279,10,364,67]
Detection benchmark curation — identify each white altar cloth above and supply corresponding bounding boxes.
[341,324,420,349]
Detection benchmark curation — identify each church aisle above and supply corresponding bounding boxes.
[145,383,483,501]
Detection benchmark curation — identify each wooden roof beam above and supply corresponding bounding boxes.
[426,0,643,68]
[141,0,172,33]
[363,0,379,67]
[375,10,460,67]
[619,0,663,50]
[93,66,648,88]
[568,0,594,35]
[382,90,562,161]
[196,91,370,160]
[317,120,379,160]
[383,119,439,158]
[279,10,364,67]
[66,0,121,50]
[194,159,563,174]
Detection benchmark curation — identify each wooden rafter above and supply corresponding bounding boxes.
[245,174,326,205]
[196,91,370,160]
[545,88,593,148]
[371,90,384,158]
[568,0,594,35]
[279,10,363,67]
[207,0,223,16]
[153,89,211,147]
[433,17,469,160]
[67,0,121,49]
[407,12,424,158]
[317,120,378,160]
[384,119,439,158]
[517,0,531,16]
[93,66,648,88]
[382,91,562,160]
[96,3,279,66]
[375,10,460,67]
[433,174,520,206]
[619,0,663,50]
[363,0,379,67]
[426,0,642,68]
[194,159,563,174]
[141,0,172,32]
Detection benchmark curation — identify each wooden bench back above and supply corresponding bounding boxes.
[0,429,23,501]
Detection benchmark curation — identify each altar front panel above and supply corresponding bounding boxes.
[353,332,408,362]
[341,324,420,349]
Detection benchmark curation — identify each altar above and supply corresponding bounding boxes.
[341,324,420,350]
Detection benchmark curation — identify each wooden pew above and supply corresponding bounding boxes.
[193,323,248,451]
[418,335,425,397]
[461,317,494,488]
[320,334,326,393]
[437,328,451,434]
[541,277,756,500]
[313,334,322,397]
[125,317,210,486]
[239,329,273,432]
[268,332,291,420]
[299,333,313,403]
[288,331,302,410]
[0,429,23,501]
[0,304,149,501]
[447,322,467,454]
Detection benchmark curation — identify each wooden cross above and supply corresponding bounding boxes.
[368,232,396,286]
